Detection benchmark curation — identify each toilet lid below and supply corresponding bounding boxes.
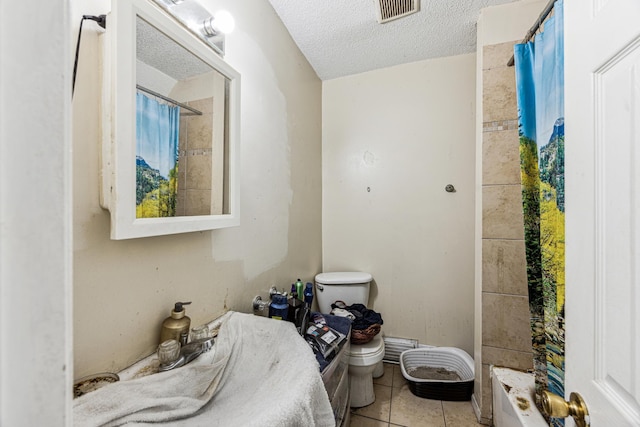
[348,334,385,366]
[315,272,372,285]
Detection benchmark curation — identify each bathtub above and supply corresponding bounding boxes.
[491,367,547,427]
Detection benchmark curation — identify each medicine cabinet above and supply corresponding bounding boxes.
[100,0,240,239]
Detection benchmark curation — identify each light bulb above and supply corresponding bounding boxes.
[214,10,235,34]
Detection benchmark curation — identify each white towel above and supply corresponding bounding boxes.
[73,312,335,427]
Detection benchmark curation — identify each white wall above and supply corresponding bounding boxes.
[72,0,322,377]
[1,2,72,425]
[322,54,477,354]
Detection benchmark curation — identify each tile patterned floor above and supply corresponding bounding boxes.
[349,363,482,427]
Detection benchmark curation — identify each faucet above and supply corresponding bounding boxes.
[158,337,215,372]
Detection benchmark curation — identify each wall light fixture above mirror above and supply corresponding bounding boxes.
[152,0,235,56]
[100,0,241,239]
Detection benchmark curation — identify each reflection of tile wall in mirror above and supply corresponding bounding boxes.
[179,97,214,216]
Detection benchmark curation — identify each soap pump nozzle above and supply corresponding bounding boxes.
[172,301,191,317]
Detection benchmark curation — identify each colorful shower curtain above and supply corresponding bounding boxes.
[514,0,564,423]
[135,92,180,218]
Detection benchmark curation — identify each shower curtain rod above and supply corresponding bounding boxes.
[136,84,203,116]
[506,0,557,67]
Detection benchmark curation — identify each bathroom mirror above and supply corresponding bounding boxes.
[100,0,240,239]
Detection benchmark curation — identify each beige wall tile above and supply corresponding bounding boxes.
[185,153,212,191]
[482,67,517,123]
[480,364,493,421]
[185,189,212,216]
[177,156,187,190]
[186,113,213,150]
[179,116,187,149]
[187,97,214,115]
[482,185,525,240]
[482,346,533,371]
[390,385,445,427]
[482,239,527,296]
[483,41,519,70]
[482,129,521,185]
[482,293,531,352]
[175,192,185,217]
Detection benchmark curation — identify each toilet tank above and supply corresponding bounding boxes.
[315,272,373,314]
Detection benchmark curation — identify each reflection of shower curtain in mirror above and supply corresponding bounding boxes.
[514,1,564,425]
[135,93,180,218]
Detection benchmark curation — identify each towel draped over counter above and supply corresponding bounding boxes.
[73,312,335,427]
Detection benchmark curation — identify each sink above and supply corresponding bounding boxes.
[73,311,335,426]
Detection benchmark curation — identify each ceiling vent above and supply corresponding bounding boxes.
[374,0,420,24]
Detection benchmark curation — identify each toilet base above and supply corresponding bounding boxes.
[349,365,376,408]
[372,360,384,378]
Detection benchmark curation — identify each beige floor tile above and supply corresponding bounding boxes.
[374,363,394,387]
[392,365,407,388]
[352,384,392,422]
[390,385,445,427]
[349,414,390,427]
[442,401,482,426]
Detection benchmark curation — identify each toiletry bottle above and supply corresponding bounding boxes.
[304,282,314,307]
[269,294,288,320]
[295,278,304,301]
[160,301,192,345]
[288,288,303,326]
[299,304,311,336]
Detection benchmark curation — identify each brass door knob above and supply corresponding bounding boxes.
[542,390,590,427]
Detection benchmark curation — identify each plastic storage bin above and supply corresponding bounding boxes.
[400,347,474,401]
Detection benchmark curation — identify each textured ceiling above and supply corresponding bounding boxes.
[137,16,212,81]
[267,0,520,80]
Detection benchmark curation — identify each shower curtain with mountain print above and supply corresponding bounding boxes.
[514,0,564,424]
[136,92,180,218]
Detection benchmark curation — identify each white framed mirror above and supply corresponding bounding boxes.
[100,0,240,239]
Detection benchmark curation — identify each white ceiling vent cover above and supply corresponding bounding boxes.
[375,0,420,24]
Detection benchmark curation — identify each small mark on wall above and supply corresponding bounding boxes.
[363,151,375,166]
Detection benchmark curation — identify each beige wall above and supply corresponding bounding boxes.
[72,0,322,377]
[322,54,477,355]
[474,0,547,424]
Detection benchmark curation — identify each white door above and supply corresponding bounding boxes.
[565,0,640,425]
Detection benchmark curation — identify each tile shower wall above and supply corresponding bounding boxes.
[479,41,533,423]
[177,97,215,216]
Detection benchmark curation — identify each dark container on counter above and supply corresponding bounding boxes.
[288,296,304,327]
[269,294,288,321]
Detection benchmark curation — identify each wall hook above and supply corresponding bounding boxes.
[445,184,456,193]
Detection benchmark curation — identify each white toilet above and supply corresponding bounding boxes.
[315,272,385,408]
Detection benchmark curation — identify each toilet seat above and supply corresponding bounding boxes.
[348,334,385,367]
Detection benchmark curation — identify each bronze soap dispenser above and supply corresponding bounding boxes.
[160,301,192,345]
